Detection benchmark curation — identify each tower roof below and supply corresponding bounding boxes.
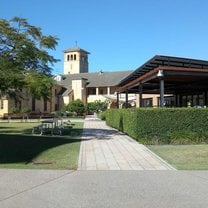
[64,47,90,54]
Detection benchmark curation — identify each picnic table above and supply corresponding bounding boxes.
[32,119,61,135]
[32,119,73,135]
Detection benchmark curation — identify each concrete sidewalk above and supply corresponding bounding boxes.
[78,117,175,170]
[1,169,208,208]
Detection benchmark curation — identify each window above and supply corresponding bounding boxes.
[71,54,73,60]
[32,97,35,111]
[142,98,153,107]
[67,55,70,61]
[164,96,175,107]
[13,101,21,111]
[99,87,107,95]
[15,100,18,108]
[199,94,204,106]
[110,87,116,94]
[55,104,58,111]
[74,54,76,60]
[193,95,198,106]
[180,94,204,107]
[158,96,175,107]
[44,99,47,111]
[88,88,96,95]
[0,100,3,109]
[181,95,187,107]
[19,101,22,110]
[55,75,61,81]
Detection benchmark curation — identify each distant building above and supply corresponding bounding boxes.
[54,46,135,108]
[2,47,206,118]
[117,55,208,107]
[63,47,89,74]
[0,46,135,118]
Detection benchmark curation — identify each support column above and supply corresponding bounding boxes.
[139,84,143,107]
[125,90,128,108]
[116,92,119,109]
[107,87,110,95]
[159,77,165,107]
[157,70,165,107]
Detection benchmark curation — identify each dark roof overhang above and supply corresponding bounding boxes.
[117,55,208,94]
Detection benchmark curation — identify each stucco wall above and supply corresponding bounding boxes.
[136,94,159,107]
[0,99,8,118]
[72,79,82,100]
[64,51,88,74]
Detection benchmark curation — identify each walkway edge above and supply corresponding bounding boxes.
[78,117,176,170]
[142,145,177,170]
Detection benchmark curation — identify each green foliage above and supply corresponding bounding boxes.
[106,108,208,144]
[11,107,21,114]
[86,100,107,113]
[98,111,106,120]
[0,17,58,99]
[64,99,86,116]
[21,107,31,113]
[25,71,54,100]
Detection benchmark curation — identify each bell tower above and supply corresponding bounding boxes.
[63,47,90,74]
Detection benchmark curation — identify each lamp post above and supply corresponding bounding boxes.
[157,70,165,107]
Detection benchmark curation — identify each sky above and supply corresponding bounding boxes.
[1,0,208,74]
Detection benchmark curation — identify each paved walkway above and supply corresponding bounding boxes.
[1,170,208,208]
[78,117,175,170]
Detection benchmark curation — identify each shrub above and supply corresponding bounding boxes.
[11,107,21,114]
[106,108,208,144]
[64,99,85,116]
[86,100,107,114]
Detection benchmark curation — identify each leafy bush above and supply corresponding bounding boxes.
[64,99,85,116]
[86,100,107,114]
[11,107,21,114]
[21,108,31,113]
[106,108,208,144]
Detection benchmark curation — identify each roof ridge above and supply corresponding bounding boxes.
[61,70,133,76]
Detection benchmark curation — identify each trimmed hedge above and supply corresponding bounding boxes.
[105,108,208,144]
[97,111,106,120]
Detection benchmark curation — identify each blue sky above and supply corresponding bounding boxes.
[1,0,208,74]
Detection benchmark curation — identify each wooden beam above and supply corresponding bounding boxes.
[117,66,208,93]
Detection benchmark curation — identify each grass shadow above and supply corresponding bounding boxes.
[0,134,81,164]
[82,128,119,140]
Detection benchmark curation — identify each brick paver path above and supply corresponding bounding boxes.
[78,117,175,170]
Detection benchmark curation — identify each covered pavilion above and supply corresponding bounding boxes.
[116,55,208,108]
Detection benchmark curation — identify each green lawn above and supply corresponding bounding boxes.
[148,145,208,170]
[0,121,83,169]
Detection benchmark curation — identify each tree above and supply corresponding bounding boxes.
[64,99,86,116]
[0,17,59,99]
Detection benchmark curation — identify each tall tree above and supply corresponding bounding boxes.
[0,17,59,99]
